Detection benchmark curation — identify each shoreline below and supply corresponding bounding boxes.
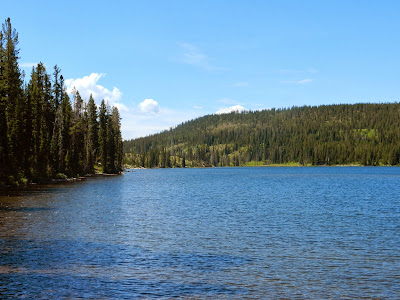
[0,172,124,189]
[50,172,122,182]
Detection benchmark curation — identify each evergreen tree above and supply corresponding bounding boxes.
[60,91,72,175]
[124,103,400,168]
[70,88,85,176]
[50,68,64,174]
[85,94,99,174]
[0,29,9,182]
[52,65,62,108]
[110,106,123,172]
[1,18,24,182]
[0,18,125,185]
[26,63,52,180]
[98,99,108,173]
[106,110,116,173]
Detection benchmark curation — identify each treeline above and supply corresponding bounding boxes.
[0,18,123,186]
[124,103,400,168]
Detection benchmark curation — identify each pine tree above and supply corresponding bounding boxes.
[0,18,124,185]
[106,111,116,173]
[70,88,85,176]
[52,65,62,108]
[27,63,53,180]
[1,18,24,182]
[50,68,63,174]
[0,29,8,182]
[98,99,108,173]
[85,94,98,174]
[60,91,72,175]
[111,106,123,172]
[42,71,54,176]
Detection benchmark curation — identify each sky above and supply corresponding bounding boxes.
[2,1,400,139]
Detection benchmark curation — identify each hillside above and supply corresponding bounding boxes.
[123,103,400,168]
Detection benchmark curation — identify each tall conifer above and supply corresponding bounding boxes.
[1,18,24,181]
[85,94,98,173]
[111,107,123,172]
[0,18,123,184]
[98,99,108,173]
[0,30,8,182]
[70,88,85,175]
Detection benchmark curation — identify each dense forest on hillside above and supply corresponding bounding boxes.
[124,103,400,168]
[0,18,123,186]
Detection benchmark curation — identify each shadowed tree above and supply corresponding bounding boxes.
[85,94,99,174]
[0,18,24,182]
[0,18,124,185]
[98,99,108,173]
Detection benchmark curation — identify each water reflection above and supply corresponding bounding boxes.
[0,238,249,298]
[1,168,400,298]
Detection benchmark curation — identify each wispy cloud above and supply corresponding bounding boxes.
[20,62,38,68]
[297,79,313,84]
[280,78,313,84]
[179,43,224,71]
[65,73,128,111]
[193,105,203,110]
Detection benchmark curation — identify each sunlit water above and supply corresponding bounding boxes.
[0,167,399,299]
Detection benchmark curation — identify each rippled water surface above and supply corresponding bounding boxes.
[1,167,400,299]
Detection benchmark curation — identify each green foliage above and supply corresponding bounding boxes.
[98,101,124,174]
[0,18,24,179]
[124,103,400,168]
[0,18,123,185]
[85,94,99,174]
[98,100,108,172]
[55,173,67,179]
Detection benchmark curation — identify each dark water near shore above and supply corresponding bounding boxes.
[0,167,399,299]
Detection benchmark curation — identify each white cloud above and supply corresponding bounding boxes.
[121,107,204,140]
[65,73,127,111]
[216,105,247,115]
[193,105,203,110]
[138,99,160,114]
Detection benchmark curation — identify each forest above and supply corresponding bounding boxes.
[124,103,400,168]
[0,18,123,186]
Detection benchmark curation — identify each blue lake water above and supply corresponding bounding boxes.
[0,167,399,298]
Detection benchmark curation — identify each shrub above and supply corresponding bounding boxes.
[55,173,68,179]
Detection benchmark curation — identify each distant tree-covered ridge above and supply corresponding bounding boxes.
[124,103,400,168]
[0,18,123,186]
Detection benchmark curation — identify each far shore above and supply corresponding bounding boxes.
[123,163,397,170]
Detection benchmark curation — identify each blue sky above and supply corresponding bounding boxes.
[3,1,400,139]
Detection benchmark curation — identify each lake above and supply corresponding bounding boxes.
[0,167,399,298]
